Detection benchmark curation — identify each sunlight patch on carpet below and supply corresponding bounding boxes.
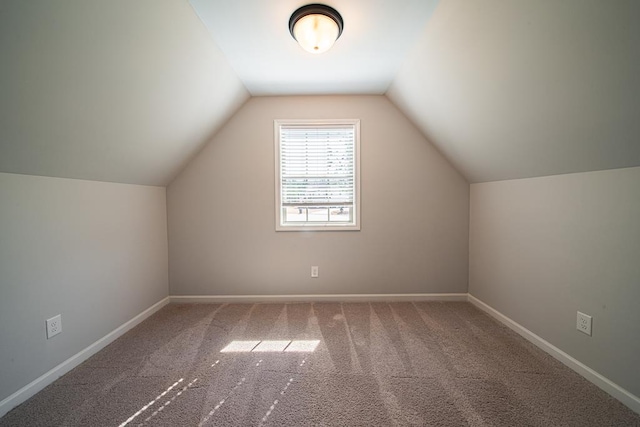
[220,339,320,353]
[220,340,261,352]
[118,378,185,427]
[253,340,291,352]
[285,340,320,352]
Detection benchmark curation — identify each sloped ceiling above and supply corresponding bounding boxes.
[0,0,249,186]
[1,0,638,185]
[388,0,640,182]
[189,0,439,95]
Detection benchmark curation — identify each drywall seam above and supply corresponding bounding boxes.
[170,293,468,303]
[468,294,640,415]
[0,297,170,419]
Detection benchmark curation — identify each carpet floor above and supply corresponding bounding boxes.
[1,302,638,426]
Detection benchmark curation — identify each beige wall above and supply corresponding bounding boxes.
[168,96,469,296]
[0,173,168,402]
[469,167,640,397]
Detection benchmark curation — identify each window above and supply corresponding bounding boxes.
[275,119,360,231]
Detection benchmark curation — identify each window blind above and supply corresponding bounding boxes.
[280,124,355,207]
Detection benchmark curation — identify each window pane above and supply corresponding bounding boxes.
[284,207,307,222]
[307,207,329,222]
[329,206,351,222]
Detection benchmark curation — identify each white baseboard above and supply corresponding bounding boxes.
[468,294,640,414]
[170,293,468,303]
[0,297,170,419]
[4,294,637,418]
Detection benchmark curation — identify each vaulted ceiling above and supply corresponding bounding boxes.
[389,0,640,183]
[1,0,639,185]
[0,0,249,186]
[189,0,439,95]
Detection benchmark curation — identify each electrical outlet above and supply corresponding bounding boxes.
[576,311,592,336]
[311,266,319,278]
[46,314,62,339]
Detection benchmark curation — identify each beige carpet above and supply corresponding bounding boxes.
[2,302,638,426]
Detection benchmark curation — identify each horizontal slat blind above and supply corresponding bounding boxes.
[280,124,355,207]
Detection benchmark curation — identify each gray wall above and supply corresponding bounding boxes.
[0,173,169,402]
[168,95,469,295]
[469,167,640,397]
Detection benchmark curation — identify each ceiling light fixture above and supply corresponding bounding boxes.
[289,4,344,54]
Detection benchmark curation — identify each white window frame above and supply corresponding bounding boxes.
[274,119,361,231]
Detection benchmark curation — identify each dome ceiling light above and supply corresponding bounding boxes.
[289,4,344,54]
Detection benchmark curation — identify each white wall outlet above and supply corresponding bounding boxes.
[46,314,62,339]
[311,266,319,278]
[576,311,592,336]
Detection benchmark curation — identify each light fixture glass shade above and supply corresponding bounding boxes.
[292,13,340,54]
